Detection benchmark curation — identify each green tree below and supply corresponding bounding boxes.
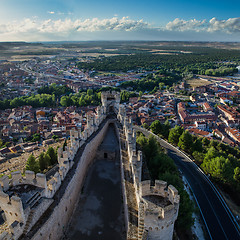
[192,138,203,152]
[46,147,58,165]
[202,137,210,147]
[39,152,48,172]
[162,120,171,138]
[144,135,160,160]
[209,139,218,148]
[204,146,219,161]
[136,133,148,147]
[176,187,195,230]
[234,167,240,182]
[32,133,40,142]
[87,89,93,96]
[44,153,51,168]
[192,151,205,164]
[142,123,150,130]
[159,82,165,90]
[60,96,73,107]
[178,131,193,153]
[168,125,183,145]
[150,120,163,135]
[26,154,39,173]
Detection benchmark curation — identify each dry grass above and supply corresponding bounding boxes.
[0,141,62,175]
[187,78,211,88]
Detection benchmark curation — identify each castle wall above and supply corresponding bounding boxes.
[31,119,112,240]
[0,93,180,240]
[113,122,129,235]
[24,199,54,234]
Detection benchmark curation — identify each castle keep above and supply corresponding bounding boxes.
[0,91,179,240]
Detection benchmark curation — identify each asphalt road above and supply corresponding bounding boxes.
[159,139,240,240]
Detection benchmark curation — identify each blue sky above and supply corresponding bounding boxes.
[0,0,240,41]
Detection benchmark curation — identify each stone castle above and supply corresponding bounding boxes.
[0,91,179,240]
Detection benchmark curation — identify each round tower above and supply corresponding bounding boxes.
[139,180,180,240]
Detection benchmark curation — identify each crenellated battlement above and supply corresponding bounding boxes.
[138,181,179,240]
[140,180,180,205]
[0,103,108,239]
[0,171,47,192]
[101,90,120,114]
[0,92,180,240]
[118,103,180,240]
[0,191,25,225]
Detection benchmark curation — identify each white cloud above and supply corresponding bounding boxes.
[0,17,148,35]
[75,17,148,32]
[0,16,240,41]
[48,11,55,14]
[165,18,207,32]
[208,17,240,33]
[165,17,240,34]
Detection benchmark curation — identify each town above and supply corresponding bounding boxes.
[1,0,240,239]
[0,41,240,240]
[1,56,240,170]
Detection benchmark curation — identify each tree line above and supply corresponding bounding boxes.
[0,85,139,110]
[120,71,181,92]
[37,83,73,97]
[0,94,56,110]
[77,47,240,76]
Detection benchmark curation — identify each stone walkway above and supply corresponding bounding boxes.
[65,126,125,240]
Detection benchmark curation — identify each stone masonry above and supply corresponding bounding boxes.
[0,91,179,240]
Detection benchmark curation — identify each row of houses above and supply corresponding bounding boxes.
[178,102,216,124]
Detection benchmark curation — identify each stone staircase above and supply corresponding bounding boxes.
[138,201,145,240]
[21,192,42,236]
[26,192,41,208]
[22,209,35,236]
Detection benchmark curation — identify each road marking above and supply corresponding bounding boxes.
[183,176,213,240]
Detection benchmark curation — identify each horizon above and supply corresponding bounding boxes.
[1,40,240,43]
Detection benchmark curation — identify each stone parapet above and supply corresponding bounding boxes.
[0,93,180,240]
[0,171,47,194]
[0,191,25,225]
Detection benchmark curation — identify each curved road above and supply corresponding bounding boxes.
[135,126,240,240]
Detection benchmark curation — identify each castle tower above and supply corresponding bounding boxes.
[101,91,120,114]
[0,191,26,226]
[140,180,180,240]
